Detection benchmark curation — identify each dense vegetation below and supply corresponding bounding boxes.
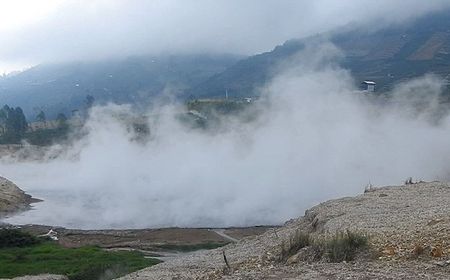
[0,103,71,145]
[0,229,40,248]
[0,54,241,118]
[0,229,159,280]
[0,105,28,143]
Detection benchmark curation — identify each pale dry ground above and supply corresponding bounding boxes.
[119,182,450,279]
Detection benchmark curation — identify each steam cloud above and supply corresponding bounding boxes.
[2,43,450,229]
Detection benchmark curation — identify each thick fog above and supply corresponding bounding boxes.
[2,43,450,229]
[1,0,450,72]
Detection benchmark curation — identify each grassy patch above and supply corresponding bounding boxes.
[325,231,368,262]
[0,242,159,280]
[280,230,311,261]
[154,242,229,252]
[279,230,369,263]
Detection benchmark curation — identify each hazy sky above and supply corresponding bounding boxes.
[1,0,450,73]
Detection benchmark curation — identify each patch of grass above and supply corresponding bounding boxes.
[412,244,425,258]
[324,231,368,262]
[155,242,229,252]
[0,242,160,280]
[280,230,311,261]
[279,230,369,263]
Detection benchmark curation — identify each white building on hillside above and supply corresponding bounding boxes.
[362,81,376,92]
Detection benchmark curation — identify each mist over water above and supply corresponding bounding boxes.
[2,45,450,229]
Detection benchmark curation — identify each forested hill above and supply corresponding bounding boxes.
[0,54,241,119]
[188,9,450,99]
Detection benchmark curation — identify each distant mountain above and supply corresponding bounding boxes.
[4,9,450,119]
[189,9,450,98]
[0,54,242,119]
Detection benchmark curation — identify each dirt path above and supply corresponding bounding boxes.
[105,247,192,262]
[211,229,239,243]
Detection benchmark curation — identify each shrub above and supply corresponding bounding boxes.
[279,230,369,263]
[0,229,40,248]
[280,230,311,261]
[325,231,368,262]
[412,244,425,257]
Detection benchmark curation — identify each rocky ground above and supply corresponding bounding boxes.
[0,176,36,217]
[119,181,450,279]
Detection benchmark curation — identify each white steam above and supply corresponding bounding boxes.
[2,44,450,229]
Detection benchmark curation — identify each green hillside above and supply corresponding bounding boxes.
[0,54,242,118]
[189,9,450,98]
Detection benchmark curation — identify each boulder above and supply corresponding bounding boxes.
[0,176,34,216]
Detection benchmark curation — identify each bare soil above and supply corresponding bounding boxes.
[408,32,449,60]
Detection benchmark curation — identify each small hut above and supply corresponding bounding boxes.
[362,81,376,92]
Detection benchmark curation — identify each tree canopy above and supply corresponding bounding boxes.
[0,105,28,143]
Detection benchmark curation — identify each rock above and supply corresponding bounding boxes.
[0,176,35,216]
[427,219,443,226]
[286,252,301,265]
[382,246,396,256]
[434,260,450,267]
[431,247,443,258]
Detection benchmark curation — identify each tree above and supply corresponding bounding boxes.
[0,108,6,125]
[36,110,46,122]
[0,108,6,135]
[1,105,27,134]
[56,113,68,128]
[85,95,95,108]
[13,107,28,134]
[0,105,28,143]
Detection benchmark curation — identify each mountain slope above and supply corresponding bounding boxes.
[190,9,450,98]
[0,54,242,118]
